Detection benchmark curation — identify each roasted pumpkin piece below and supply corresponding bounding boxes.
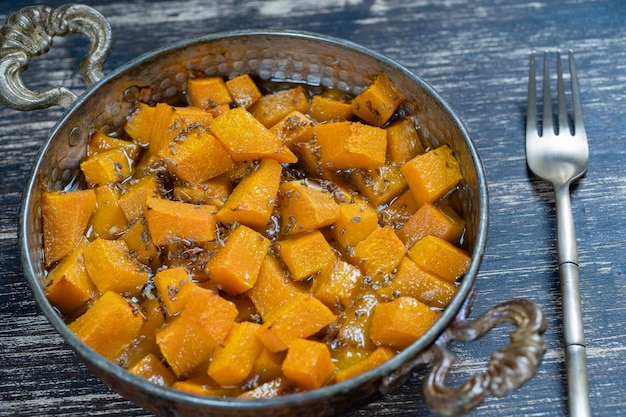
[277,230,337,281]
[249,86,310,128]
[172,176,232,208]
[145,197,218,246]
[370,296,438,350]
[208,321,264,387]
[312,259,362,312]
[122,217,159,267]
[400,145,463,207]
[217,158,282,230]
[407,235,471,283]
[384,118,424,165]
[238,377,289,399]
[225,73,262,109]
[184,286,239,348]
[380,188,419,230]
[377,256,458,308]
[124,102,155,146]
[282,338,335,391]
[351,72,405,127]
[118,175,161,224]
[41,188,96,266]
[45,238,95,314]
[353,226,407,281]
[80,147,133,186]
[159,130,235,184]
[251,346,286,384]
[148,104,213,157]
[211,107,297,163]
[153,267,194,316]
[308,94,354,122]
[278,180,340,235]
[246,254,305,320]
[187,76,233,110]
[352,163,408,207]
[83,237,150,296]
[90,184,128,240]
[257,293,336,353]
[335,346,396,383]
[87,130,140,160]
[396,202,465,247]
[207,224,271,295]
[68,291,144,361]
[269,110,316,147]
[312,121,387,170]
[128,353,177,387]
[331,198,379,255]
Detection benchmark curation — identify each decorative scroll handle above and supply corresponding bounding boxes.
[0,4,112,110]
[423,298,546,416]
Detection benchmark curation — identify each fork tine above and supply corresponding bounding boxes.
[568,50,586,137]
[526,52,537,135]
[542,51,553,136]
[556,51,569,134]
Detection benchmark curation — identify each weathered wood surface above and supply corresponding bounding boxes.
[1,0,625,416]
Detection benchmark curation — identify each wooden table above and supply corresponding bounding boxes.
[1,0,624,416]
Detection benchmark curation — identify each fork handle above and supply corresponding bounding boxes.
[555,185,592,417]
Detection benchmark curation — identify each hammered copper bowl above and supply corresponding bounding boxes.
[0,4,545,417]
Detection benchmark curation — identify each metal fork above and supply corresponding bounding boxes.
[526,50,591,417]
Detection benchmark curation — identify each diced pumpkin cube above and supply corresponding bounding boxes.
[68,291,144,361]
[80,147,133,186]
[370,296,438,350]
[148,104,213,156]
[312,259,362,311]
[269,110,315,147]
[290,140,323,176]
[282,338,335,391]
[257,293,336,352]
[278,230,337,281]
[353,226,407,281]
[225,73,262,109]
[352,163,408,206]
[278,180,340,235]
[396,202,465,247]
[183,286,238,348]
[251,347,286,384]
[308,94,353,122]
[385,118,424,165]
[45,238,95,314]
[207,224,270,295]
[210,107,296,163]
[153,267,194,316]
[407,235,471,283]
[125,102,155,146]
[249,86,310,128]
[83,238,150,296]
[123,217,159,267]
[208,321,264,387]
[352,73,405,127]
[87,130,140,160]
[90,184,128,240]
[380,189,419,230]
[41,189,96,266]
[118,175,161,224]
[159,130,235,184]
[128,353,177,387]
[247,254,305,320]
[217,158,282,230]
[336,289,378,349]
[145,197,218,246]
[331,198,379,255]
[400,145,463,207]
[123,297,166,367]
[172,176,232,208]
[377,256,458,308]
[238,377,289,399]
[335,346,396,383]
[187,76,233,110]
[312,121,387,170]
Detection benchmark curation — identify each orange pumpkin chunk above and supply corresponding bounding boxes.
[278,180,340,235]
[396,202,465,247]
[87,130,140,160]
[238,377,288,399]
[225,73,262,109]
[352,163,408,206]
[312,259,362,311]
[257,293,336,352]
[308,94,353,122]
[407,235,471,283]
[41,189,96,266]
[353,226,407,281]
[385,118,424,165]
[122,218,159,267]
[369,296,437,350]
[118,175,160,224]
[278,230,337,281]
[128,353,177,387]
[249,86,309,128]
[68,291,144,361]
[380,188,419,230]
[269,110,315,147]
[124,102,155,146]
[80,147,133,186]
[331,198,379,255]
[172,176,232,208]
[187,76,233,110]
[282,339,335,391]
[145,197,217,246]
[335,346,396,383]
[90,184,128,240]
[400,145,463,207]
[352,72,405,127]
[208,224,270,295]
[153,267,194,316]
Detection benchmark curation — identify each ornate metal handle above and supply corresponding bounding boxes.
[382,294,546,417]
[0,4,112,110]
